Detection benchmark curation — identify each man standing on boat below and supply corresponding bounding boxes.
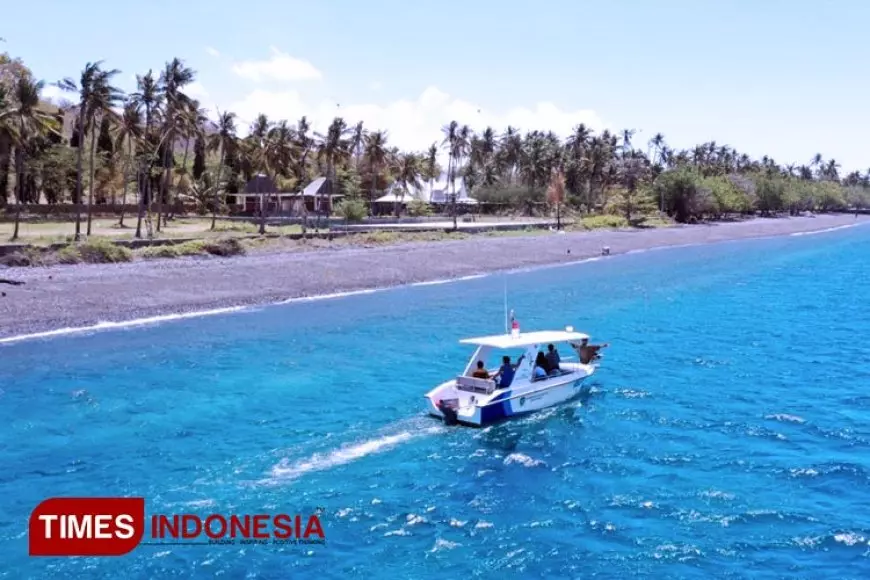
[572,338,609,364]
[493,354,524,388]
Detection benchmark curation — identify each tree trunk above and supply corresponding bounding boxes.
[119,141,132,227]
[369,157,376,216]
[258,174,266,235]
[210,145,224,230]
[135,160,147,238]
[173,139,190,221]
[157,133,170,233]
[11,147,24,241]
[86,119,98,237]
[74,107,87,241]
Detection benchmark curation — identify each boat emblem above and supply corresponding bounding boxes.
[519,397,526,407]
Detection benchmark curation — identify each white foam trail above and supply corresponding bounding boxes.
[263,425,443,484]
[411,274,488,287]
[279,288,382,303]
[789,223,861,237]
[0,306,249,345]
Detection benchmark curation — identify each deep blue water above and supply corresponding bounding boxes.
[2,225,870,578]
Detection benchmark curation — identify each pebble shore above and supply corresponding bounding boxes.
[1,214,867,341]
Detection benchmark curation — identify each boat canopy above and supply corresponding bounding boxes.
[459,330,590,349]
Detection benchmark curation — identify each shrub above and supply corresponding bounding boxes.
[335,197,368,222]
[56,245,82,264]
[202,238,245,256]
[141,245,180,259]
[141,240,209,259]
[0,251,33,267]
[78,239,133,263]
[406,199,432,217]
[580,215,629,229]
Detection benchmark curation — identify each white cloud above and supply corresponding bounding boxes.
[39,84,65,102]
[224,85,607,154]
[231,47,322,82]
[206,46,221,58]
[186,81,210,100]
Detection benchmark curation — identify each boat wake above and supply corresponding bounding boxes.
[790,223,862,237]
[261,418,445,485]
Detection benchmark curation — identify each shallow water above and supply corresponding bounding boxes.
[2,226,870,578]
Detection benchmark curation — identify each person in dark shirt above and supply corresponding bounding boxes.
[493,354,524,388]
[545,344,561,373]
[533,351,549,380]
[472,360,489,379]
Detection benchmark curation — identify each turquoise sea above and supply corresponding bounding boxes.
[2,225,870,578]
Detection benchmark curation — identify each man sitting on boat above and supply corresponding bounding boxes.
[571,338,609,364]
[492,355,524,388]
[472,360,490,379]
[533,352,551,380]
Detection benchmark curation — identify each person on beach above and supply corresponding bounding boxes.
[493,354,524,388]
[472,360,489,379]
[545,343,561,373]
[572,338,609,364]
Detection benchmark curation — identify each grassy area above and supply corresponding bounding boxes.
[0,218,302,244]
[0,213,677,267]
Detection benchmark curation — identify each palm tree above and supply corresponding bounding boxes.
[248,113,272,234]
[114,100,143,227]
[156,58,195,231]
[315,117,351,227]
[363,129,388,213]
[392,152,422,216]
[57,61,121,240]
[130,70,162,238]
[349,121,365,169]
[171,100,206,218]
[208,110,237,229]
[84,78,123,236]
[2,77,58,239]
[423,143,439,196]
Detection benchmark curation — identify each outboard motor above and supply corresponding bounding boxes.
[437,401,459,426]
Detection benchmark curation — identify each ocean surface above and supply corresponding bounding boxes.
[2,225,869,579]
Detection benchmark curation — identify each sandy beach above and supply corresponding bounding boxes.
[0,214,867,341]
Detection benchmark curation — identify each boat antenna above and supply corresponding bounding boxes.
[503,275,509,334]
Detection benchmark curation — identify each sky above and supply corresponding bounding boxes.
[4,0,870,173]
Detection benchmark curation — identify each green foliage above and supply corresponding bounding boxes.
[96,116,113,156]
[336,166,362,199]
[78,238,133,263]
[604,185,657,221]
[579,215,629,229]
[335,197,367,222]
[475,185,544,205]
[192,134,206,180]
[38,145,76,203]
[406,199,432,217]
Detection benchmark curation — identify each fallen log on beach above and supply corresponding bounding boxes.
[0,278,24,286]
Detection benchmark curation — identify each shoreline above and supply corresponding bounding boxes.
[1,214,868,343]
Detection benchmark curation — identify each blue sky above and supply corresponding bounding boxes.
[5,0,870,172]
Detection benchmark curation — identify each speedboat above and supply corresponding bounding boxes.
[424,323,599,427]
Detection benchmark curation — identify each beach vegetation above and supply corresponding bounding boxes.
[78,238,133,263]
[2,43,870,249]
[335,197,367,222]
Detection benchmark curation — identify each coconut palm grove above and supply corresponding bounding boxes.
[2,49,870,242]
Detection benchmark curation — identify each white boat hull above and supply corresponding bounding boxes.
[425,362,595,427]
